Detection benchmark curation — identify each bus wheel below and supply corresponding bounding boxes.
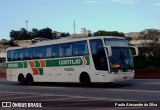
[18,74,25,85]
[26,74,33,85]
[80,73,90,87]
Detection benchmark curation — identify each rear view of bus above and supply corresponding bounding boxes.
[90,37,138,83]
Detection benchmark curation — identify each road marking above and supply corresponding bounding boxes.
[105,89,160,93]
[0,95,42,100]
[28,85,67,89]
[0,93,18,96]
[0,85,5,86]
[0,91,130,101]
[139,83,160,85]
[0,84,68,89]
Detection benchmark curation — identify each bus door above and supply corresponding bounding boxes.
[90,39,109,82]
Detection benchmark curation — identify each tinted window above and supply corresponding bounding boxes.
[7,41,89,61]
[7,50,11,61]
[73,41,89,56]
[45,45,52,58]
[109,47,134,69]
[45,45,59,58]
[13,49,24,61]
[59,43,72,57]
[105,38,128,47]
[24,48,32,60]
[90,39,108,71]
[33,46,45,59]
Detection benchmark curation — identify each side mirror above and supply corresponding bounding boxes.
[103,46,112,57]
[130,46,139,57]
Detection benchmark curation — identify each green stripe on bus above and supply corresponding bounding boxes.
[6,62,28,69]
[6,56,90,69]
[23,62,28,68]
[46,56,90,67]
[35,61,41,67]
[38,68,43,75]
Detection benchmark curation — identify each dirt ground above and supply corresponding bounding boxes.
[0,69,160,79]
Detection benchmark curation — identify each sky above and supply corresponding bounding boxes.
[0,0,160,39]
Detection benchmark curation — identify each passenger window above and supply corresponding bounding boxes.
[24,48,32,60]
[33,46,45,59]
[14,49,24,61]
[73,41,89,56]
[59,43,72,57]
[45,46,52,58]
[45,45,59,58]
[52,45,59,58]
[7,51,11,61]
[10,51,14,61]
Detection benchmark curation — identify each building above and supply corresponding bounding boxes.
[125,32,158,55]
[0,41,9,68]
[81,28,91,36]
[125,32,152,47]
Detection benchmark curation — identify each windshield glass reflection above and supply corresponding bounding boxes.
[109,47,134,69]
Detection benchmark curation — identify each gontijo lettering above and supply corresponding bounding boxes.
[59,59,81,65]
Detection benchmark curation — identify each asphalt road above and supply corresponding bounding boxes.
[0,78,159,110]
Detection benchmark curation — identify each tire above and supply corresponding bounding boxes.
[18,75,25,85]
[80,73,90,87]
[26,74,33,85]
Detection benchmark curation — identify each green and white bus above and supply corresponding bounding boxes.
[6,36,138,86]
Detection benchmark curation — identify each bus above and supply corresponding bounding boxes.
[6,36,138,86]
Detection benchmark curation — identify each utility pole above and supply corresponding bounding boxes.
[25,20,28,33]
[73,21,76,34]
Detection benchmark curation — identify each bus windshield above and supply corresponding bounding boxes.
[109,47,134,69]
[104,38,134,69]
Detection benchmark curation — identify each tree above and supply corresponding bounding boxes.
[19,28,31,40]
[10,30,21,40]
[60,32,70,37]
[38,27,53,39]
[93,30,125,37]
[10,28,32,40]
[9,27,71,41]
[139,29,160,56]
[31,28,39,39]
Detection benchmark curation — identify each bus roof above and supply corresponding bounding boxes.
[7,36,126,50]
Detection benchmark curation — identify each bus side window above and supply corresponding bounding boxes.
[59,43,72,57]
[18,49,24,60]
[7,51,11,61]
[24,48,32,60]
[45,45,59,58]
[52,45,59,58]
[14,50,21,61]
[45,46,52,58]
[10,50,14,61]
[33,46,45,59]
[73,41,89,56]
